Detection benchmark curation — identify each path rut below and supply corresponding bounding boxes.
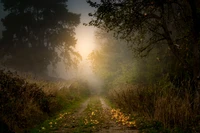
[98,97,138,133]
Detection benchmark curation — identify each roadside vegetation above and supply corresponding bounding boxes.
[0,70,90,133]
[89,28,200,132]
[32,97,107,133]
[108,84,200,132]
[87,0,200,131]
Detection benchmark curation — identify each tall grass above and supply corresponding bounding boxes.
[0,70,90,132]
[108,82,200,132]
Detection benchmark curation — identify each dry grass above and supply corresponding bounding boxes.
[0,70,90,132]
[108,83,200,132]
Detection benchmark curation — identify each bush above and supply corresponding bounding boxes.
[0,70,50,132]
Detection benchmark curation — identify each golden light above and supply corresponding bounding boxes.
[75,24,96,59]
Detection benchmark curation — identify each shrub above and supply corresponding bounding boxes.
[0,70,53,132]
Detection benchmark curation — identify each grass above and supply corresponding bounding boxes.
[73,96,105,133]
[108,82,200,133]
[101,96,116,108]
[0,70,90,133]
[31,96,106,133]
[31,96,139,133]
[30,98,87,133]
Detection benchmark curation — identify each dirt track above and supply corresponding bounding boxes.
[98,97,138,133]
[51,96,138,133]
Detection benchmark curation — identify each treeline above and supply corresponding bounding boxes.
[0,0,81,76]
[87,0,200,132]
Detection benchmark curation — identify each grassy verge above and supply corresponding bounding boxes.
[0,70,90,133]
[32,96,106,133]
[101,96,115,108]
[108,83,200,133]
[30,98,87,133]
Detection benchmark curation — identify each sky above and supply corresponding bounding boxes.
[68,0,97,60]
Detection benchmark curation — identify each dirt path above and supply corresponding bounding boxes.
[100,98,111,109]
[38,96,138,133]
[77,98,90,115]
[52,98,91,133]
[98,98,138,133]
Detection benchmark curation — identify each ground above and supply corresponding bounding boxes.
[34,96,138,133]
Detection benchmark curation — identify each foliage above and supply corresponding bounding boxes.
[87,1,200,132]
[87,0,200,89]
[87,0,190,53]
[110,108,136,128]
[0,0,81,74]
[88,30,135,91]
[0,70,90,132]
[89,29,173,92]
[0,70,49,132]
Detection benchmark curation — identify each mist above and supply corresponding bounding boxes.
[1,0,200,132]
[0,0,103,93]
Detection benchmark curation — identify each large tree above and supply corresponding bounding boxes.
[0,0,81,75]
[87,0,200,90]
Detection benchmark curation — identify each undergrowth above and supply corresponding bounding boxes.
[0,70,90,132]
[108,81,200,133]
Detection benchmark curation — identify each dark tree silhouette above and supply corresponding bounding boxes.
[0,0,81,75]
[87,0,200,90]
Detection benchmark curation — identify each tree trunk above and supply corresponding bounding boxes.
[188,0,200,91]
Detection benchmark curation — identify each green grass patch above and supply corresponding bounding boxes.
[30,98,88,133]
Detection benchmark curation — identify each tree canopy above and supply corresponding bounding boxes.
[0,0,81,75]
[89,29,176,92]
[87,0,200,90]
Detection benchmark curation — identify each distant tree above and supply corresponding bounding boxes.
[0,0,81,75]
[89,29,173,92]
[88,30,134,91]
[87,0,200,90]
